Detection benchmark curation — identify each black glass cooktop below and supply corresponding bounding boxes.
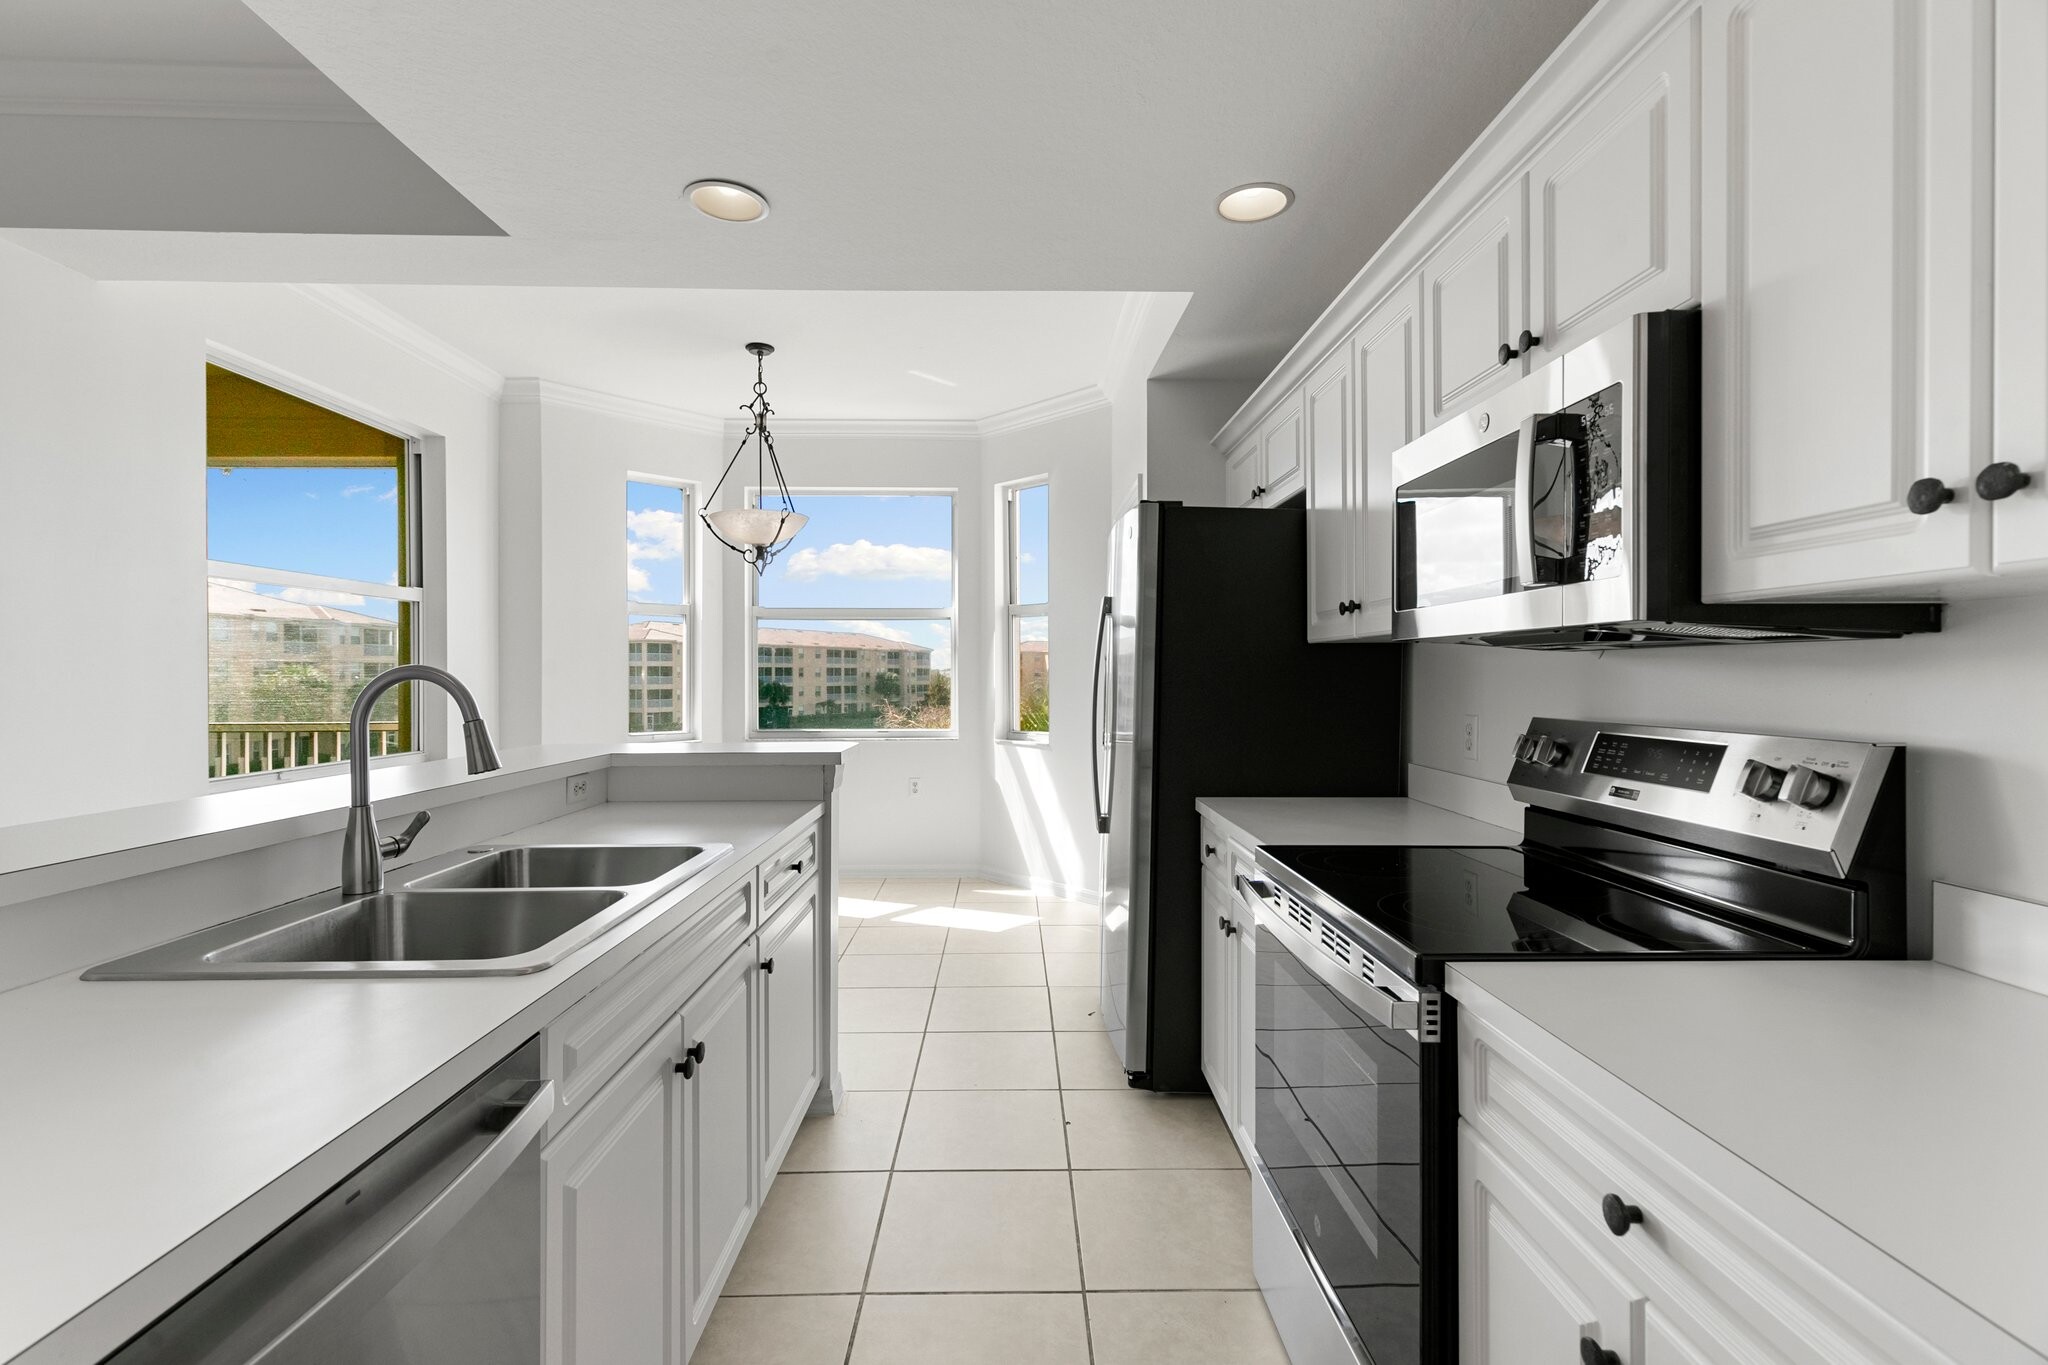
[1257,843,1823,977]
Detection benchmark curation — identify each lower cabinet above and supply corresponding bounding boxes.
[542,1016,686,1365]
[758,884,822,1185]
[679,948,758,1357]
[1199,825,1258,1162]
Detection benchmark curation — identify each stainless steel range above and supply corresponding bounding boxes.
[1240,719,1910,1365]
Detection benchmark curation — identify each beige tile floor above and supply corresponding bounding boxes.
[696,877,1291,1365]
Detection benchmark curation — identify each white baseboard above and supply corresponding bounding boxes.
[840,862,1099,904]
[1407,762,1525,831]
[1933,882,2048,996]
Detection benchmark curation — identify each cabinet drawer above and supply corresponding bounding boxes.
[545,876,753,1130]
[1460,1007,1970,1365]
[760,824,818,916]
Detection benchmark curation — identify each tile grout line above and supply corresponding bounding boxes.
[1050,937,1099,1365]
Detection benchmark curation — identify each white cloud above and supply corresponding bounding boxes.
[933,647,953,671]
[845,620,916,645]
[214,578,258,591]
[341,484,377,497]
[781,539,950,583]
[378,487,397,503]
[1017,618,1050,642]
[275,586,366,607]
[627,564,651,594]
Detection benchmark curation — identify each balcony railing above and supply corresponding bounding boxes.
[209,723,404,780]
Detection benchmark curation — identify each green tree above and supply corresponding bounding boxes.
[927,670,951,709]
[873,668,903,707]
[758,679,793,729]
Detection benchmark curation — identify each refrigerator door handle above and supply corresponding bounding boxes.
[1090,593,1114,834]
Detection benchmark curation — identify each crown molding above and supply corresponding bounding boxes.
[502,377,726,435]
[0,59,370,123]
[978,386,1108,437]
[1099,290,1191,396]
[288,285,503,396]
[753,416,983,441]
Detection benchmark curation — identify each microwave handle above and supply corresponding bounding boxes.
[1513,413,1541,587]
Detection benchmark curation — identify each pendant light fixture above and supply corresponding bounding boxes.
[702,342,806,573]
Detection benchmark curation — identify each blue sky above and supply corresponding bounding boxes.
[627,480,689,605]
[757,493,954,610]
[207,467,399,583]
[1015,482,1048,604]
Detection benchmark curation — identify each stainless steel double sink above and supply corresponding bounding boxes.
[83,843,732,980]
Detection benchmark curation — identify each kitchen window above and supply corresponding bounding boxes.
[204,363,422,780]
[626,477,696,736]
[749,490,955,735]
[1002,478,1050,737]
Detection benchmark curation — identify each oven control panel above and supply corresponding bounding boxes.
[1508,717,1899,876]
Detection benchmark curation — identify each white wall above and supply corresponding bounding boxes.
[1145,377,1249,507]
[0,241,501,826]
[981,405,1113,897]
[1408,593,2048,933]
[496,389,727,748]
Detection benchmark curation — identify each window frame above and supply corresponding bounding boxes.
[1000,476,1051,743]
[624,474,700,740]
[204,358,427,788]
[745,485,959,740]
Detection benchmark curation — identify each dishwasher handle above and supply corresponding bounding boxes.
[247,1077,556,1362]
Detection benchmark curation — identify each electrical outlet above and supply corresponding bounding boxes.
[908,778,922,797]
[1461,714,1480,762]
[566,774,591,803]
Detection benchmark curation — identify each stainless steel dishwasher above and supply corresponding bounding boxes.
[106,1038,552,1364]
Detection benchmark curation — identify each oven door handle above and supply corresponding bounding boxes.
[1250,897,1423,1033]
[1513,412,1541,588]
[1234,873,1279,909]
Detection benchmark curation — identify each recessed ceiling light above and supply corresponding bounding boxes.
[684,179,770,223]
[1216,182,1294,223]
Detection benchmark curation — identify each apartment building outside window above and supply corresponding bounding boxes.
[1002,478,1050,736]
[626,477,695,736]
[204,363,422,780]
[749,491,955,734]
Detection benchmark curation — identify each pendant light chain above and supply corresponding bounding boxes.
[701,342,805,573]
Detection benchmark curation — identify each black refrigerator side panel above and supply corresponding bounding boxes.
[1142,504,1405,1092]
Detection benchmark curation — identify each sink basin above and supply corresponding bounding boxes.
[404,844,704,891]
[81,840,733,979]
[202,889,625,965]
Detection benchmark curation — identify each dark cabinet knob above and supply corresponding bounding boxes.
[789,859,805,873]
[1906,477,1956,514]
[1601,1192,1643,1236]
[1498,331,1544,367]
[1204,844,1217,858]
[687,1041,706,1064]
[1976,461,2033,501]
[1580,1338,1620,1365]
[1519,328,1542,354]
[761,957,776,974]
[1348,599,1362,614]
[1218,915,1238,937]
[1497,341,1515,367]
[675,1058,695,1079]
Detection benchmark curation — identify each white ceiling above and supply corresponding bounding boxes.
[357,285,1138,421]
[0,0,1596,386]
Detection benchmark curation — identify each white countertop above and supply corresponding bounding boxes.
[1195,795,1520,851]
[1449,959,2048,1356]
[0,799,820,1365]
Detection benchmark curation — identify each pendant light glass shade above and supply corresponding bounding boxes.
[701,342,804,573]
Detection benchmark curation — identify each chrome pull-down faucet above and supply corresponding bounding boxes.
[341,665,501,897]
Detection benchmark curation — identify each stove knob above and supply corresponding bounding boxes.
[1738,759,1786,801]
[1513,732,1539,764]
[1780,765,1837,809]
[1528,734,1570,768]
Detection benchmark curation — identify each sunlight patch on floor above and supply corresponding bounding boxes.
[838,897,916,921]
[891,906,1040,933]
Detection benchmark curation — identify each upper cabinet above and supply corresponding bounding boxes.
[1222,0,2048,638]
[1527,13,1699,359]
[1422,178,1529,428]
[1699,0,1994,599]
[1227,387,1307,508]
[1993,0,2048,575]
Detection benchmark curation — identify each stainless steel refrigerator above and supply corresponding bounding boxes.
[1091,501,1404,1091]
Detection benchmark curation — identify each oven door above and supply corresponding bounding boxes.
[1249,892,1429,1365]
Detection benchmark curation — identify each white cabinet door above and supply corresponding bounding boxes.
[1199,864,1235,1124]
[543,1016,682,1365]
[1993,0,2048,575]
[759,887,821,1187]
[1304,342,1358,640]
[1353,277,1423,637]
[1700,0,1992,598]
[679,950,758,1357]
[1261,389,1307,504]
[1224,430,1264,507]
[1460,1123,1642,1365]
[1423,177,1528,428]
[1230,880,1257,1156]
[1528,12,1699,359]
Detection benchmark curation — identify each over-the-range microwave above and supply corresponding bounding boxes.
[1390,311,1942,648]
